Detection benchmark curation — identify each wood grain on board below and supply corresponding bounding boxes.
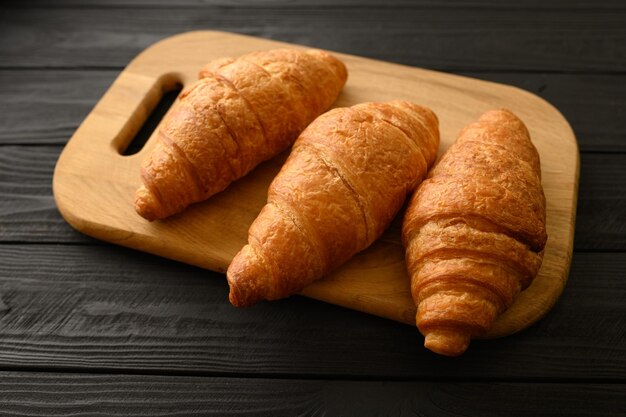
[0,1,624,414]
[52,31,579,337]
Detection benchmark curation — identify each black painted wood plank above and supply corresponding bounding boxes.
[11,0,626,10]
[0,245,623,380]
[0,372,624,417]
[0,70,115,146]
[2,145,624,249]
[0,146,92,243]
[576,154,626,251]
[2,70,625,152]
[0,7,624,71]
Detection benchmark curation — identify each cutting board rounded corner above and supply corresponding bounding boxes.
[507,81,580,151]
[52,170,128,245]
[52,30,579,340]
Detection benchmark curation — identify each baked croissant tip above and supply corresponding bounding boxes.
[227,267,263,308]
[228,284,260,308]
[423,329,471,357]
[134,186,159,222]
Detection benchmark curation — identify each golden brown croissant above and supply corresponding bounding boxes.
[227,101,440,307]
[402,109,547,356]
[135,48,347,221]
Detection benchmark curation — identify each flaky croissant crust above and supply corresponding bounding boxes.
[402,109,547,356]
[227,101,440,307]
[135,48,347,221]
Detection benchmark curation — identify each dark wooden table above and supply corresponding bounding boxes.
[1,1,625,415]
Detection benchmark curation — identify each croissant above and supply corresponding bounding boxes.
[135,48,347,220]
[227,101,440,307]
[402,109,547,356]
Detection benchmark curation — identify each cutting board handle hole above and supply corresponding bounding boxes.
[119,76,183,156]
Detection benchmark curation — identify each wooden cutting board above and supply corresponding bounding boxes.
[53,31,579,338]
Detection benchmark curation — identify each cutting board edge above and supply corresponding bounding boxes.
[129,30,581,150]
[52,170,232,273]
[51,30,580,339]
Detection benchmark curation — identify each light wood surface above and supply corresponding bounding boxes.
[52,31,579,338]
